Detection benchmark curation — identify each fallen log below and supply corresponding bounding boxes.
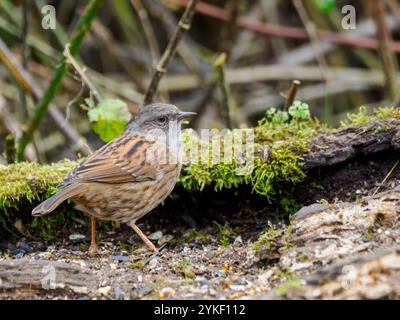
[1,108,400,237]
[304,119,400,169]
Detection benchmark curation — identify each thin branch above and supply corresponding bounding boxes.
[19,0,29,121]
[284,80,301,111]
[169,0,400,52]
[384,0,400,24]
[157,65,390,91]
[0,96,35,161]
[5,134,16,164]
[33,0,69,48]
[130,0,169,102]
[214,53,232,129]
[144,1,205,76]
[373,159,400,195]
[374,0,399,102]
[16,0,103,161]
[143,0,199,105]
[131,0,160,65]
[292,0,329,82]
[63,43,102,103]
[194,0,241,128]
[220,0,240,56]
[0,37,92,157]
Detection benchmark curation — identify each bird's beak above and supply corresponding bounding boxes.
[177,111,197,121]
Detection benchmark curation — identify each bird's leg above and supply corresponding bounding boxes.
[128,222,158,252]
[88,216,98,254]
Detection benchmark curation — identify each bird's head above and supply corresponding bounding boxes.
[125,103,196,141]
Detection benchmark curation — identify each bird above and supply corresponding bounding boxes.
[32,103,196,253]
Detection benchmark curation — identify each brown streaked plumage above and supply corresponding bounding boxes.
[32,103,196,253]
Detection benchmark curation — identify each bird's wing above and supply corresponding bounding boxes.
[60,132,164,186]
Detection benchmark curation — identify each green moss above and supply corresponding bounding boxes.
[212,221,239,246]
[252,219,294,254]
[341,106,400,127]
[0,159,77,210]
[171,258,192,269]
[251,221,284,252]
[275,275,303,296]
[341,106,370,127]
[0,160,79,239]
[374,106,400,119]
[180,116,324,202]
[170,258,196,279]
[130,260,146,269]
[362,226,375,242]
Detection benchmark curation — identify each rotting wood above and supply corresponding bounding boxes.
[303,119,400,170]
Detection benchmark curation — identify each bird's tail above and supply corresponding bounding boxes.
[32,184,81,216]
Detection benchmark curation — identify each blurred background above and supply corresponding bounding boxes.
[0,0,399,163]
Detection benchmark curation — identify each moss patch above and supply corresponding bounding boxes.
[0,159,76,210]
[0,160,79,239]
[180,112,325,201]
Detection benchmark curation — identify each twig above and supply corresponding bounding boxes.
[0,96,36,161]
[244,82,372,118]
[5,134,16,164]
[220,0,240,56]
[90,19,146,92]
[231,2,264,63]
[63,43,102,103]
[143,0,199,105]
[16,0,103,161]
[193,0,241,128]
[259,0,288,57]
[33,0,69,48]
[373,159,400,196]
[131,0,160,65]
[19,0,29,121]
[130,0,169,102]
[19,0,44,162]
[284,80,301,111]
[0,37,92,157]
[144,1,206,77]
[8,0,143,104]
[214,53,232,129]
[292,0,329,82]
[168,0,400,52]
[157,65,390,91]
[384,0,400,24]
[374,0,399,102]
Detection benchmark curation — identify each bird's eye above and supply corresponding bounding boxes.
[157,116,168,124]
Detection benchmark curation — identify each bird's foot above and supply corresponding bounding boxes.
[87,243,99,255]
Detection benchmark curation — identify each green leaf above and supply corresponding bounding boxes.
[265,107,289,125]
[288,101,311,120]
[88,99,131,142]
[313,0,336,14]
[84,96,95,109]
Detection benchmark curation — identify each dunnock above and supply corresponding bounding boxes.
[32,103,196,253]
